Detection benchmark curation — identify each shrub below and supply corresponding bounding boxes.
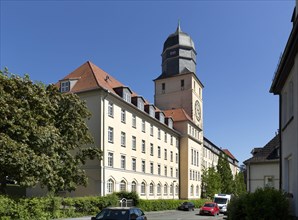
[227,187,290,220]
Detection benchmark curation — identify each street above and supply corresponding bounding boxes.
[59,209,226,220]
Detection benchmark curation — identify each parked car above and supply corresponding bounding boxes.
[91,207,147,220]
[178,202,195,211]
[199,202,220,216]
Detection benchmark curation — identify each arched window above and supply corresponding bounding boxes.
[164,184,168,195]
[131,181,136,192]
[175,185,179,195]
[107,179,114,194]
[196,185,199,196]
[149,183,154,195]
[141,182,146,195]
[120,180,126,191]
[190,185,194,196]
[157,183,161,195]
[170,184,174,195]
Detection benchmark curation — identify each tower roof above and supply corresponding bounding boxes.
[163,22,195,53]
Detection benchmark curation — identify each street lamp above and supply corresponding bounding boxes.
[172,180,177,199]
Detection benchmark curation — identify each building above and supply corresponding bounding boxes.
[27,24,239,199]
[244,135,280,192]
[270,0,298,217]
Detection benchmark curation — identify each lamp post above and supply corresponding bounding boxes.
[173,180,177,199]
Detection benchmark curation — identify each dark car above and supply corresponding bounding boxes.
[178,202,195,211]
[199,202,220,216]
[91,207,147,220]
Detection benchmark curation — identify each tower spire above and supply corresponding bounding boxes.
[176,19,181,33]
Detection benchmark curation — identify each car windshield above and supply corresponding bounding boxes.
[214,198,227,204]
[96,209,129,220]
[204,203,215,208]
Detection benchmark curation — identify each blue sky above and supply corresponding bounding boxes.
[0,0,295,164]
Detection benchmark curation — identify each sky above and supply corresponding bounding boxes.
[0,0,295,164]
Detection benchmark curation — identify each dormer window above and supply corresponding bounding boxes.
[61,81,70,92]
[160,113,165,123]
[138,99,144,111]
[149,106,155,117]
[168,118,173,129]
[123,89,131,103]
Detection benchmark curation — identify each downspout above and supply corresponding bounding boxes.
[279,94,282,190]
[101,89,110,196]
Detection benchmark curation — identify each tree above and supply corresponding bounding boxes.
[201,167,221,199]
[0,69,102,194]
[216,153,234,194]
[233,172,246,196]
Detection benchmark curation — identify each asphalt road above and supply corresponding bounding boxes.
[58,209,226,220]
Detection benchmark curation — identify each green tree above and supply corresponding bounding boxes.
[201,167,221,199]
[233,172,246,196]
[217,153,234,194]
[0,69,102,194]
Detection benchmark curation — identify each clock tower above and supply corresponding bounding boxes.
[154,22,203,128]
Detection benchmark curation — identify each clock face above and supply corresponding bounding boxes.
[195,100,201,121]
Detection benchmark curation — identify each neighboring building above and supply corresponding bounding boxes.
[270,1,298,217]
[27,24,239,199]
[244,135,280,192]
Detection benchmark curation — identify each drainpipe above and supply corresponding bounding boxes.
[279,94,282,190]
[101,89,110,196]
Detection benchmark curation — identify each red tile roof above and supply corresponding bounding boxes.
[163,108,193,122]
[223,149,236,160]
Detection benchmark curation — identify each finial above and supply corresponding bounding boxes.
[176,19,181,33]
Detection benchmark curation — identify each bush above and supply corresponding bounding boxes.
[227,187,290,220]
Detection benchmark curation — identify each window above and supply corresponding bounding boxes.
[141,182,146,195]
[176,168,178,178]
[132,136,136,150]
[190,185,194,196]
[158,146,161,158]
[121,109,126,123]
[181,79,184,90]
[170,167,173,177]
[120,180,126,191]
[164,184,168,195]
[121,132,126,147]
[138,99,144,111]
[162,83,165,93]
[132,158,136,171]
[123,89,131,102]
[131,181,136,192]
[170,135,173,145]
[142,140,146,153]
[108,102,114,117]
[176,153,178,164]
[150,124,154,136]
[108,127,114,143]
[191,149,194,165]
[197,152,199,166]
[150,143,154,156]
[170,184,174,195]
[142,160,145,173]
[175,185,179,195]
[158,129,161,139]
[150,162,154,174]
[170,151,173,162]
[149,106,155,117]
[264,176,274,188]
[108,152,113,167]
[150,183,154,195]
[107,179,114,193]
[61,81,70,92]
[164,166,167,176]
[164,132,167,143]
[196,185,199,196]
[121,155,126,169]
[158,164,161,175]
[142,120,145,132]
[164,149,167,160]
[157,184,161,195]
[132,114,136,128]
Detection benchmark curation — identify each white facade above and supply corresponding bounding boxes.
[270,2,298,216]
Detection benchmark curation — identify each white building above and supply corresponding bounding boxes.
[244,135,280,192]
[270,1,298,217]
[28,24,239,199]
